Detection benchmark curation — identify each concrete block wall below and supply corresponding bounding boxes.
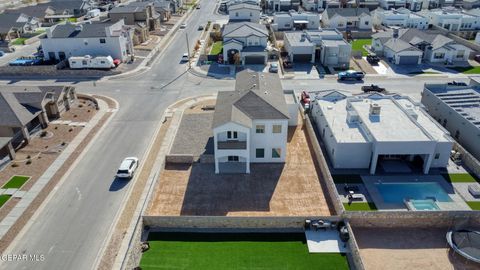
[165,154,194,164]
[345,221,365,270]
[453,142,480,180]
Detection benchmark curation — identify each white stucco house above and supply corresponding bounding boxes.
[283,29,351,67]
[267,0,300,12]
[372,8,428,29]
[379,0,406,10]
[310,90,453,174]
[302,0,327,11]
[212,70,298,174]
[272,11,320,31]
[41,20,135,62]
[222,22,269,65]
[372,28,471,65]
[419,8,480,31]
[322,8,372,31]
[228,3,261,23]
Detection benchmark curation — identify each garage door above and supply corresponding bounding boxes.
[398,55,419,65]
[293,54,312,62]
[244,55,265,65]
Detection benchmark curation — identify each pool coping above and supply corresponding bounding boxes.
[362,175,471,211]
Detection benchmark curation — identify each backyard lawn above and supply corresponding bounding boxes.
[210,41,223,55]
[332,174,363,184]
[467,201,480,210]
[350,39,371,56]
[2,176,30,189]
[450,66,480,74]
[140,233,350,270]
[0,195,11,208]
[343,202,377,211]
[442,173,479,183]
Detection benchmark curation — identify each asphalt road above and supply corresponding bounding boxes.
[0,2,474,269]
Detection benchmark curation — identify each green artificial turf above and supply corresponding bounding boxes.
[467,201,480,210]
[2,175,30,189]
[10,38,27,45]
[332,174,363,184]
[140,233,350,270]
[343,202,378,211]
[442,173,479,183]
[210,41,223,55]
[0,195,11,208]
[450,66,480,74]
[350,39,371,56]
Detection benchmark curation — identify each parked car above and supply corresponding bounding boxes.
[116,157,139,179]
[0,51,4,57]
[447,81,467,86]
[361,84,386,93]
[269,63,278,73]
[282,59,293,69]
[9,57,42,66]
[198,25,204,31]
[338,70,365,81]
[196,4,200,9]
[475,55,480,63]
[180,23,187,29]
[366,54,380,64]
[181,53,189,62]
[301,91,311,104]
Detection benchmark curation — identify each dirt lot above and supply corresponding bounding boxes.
[148,116,332,217]
[355,227,479,270]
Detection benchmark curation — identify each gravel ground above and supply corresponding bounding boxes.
[170,112,214,156]
[0,96,114,253]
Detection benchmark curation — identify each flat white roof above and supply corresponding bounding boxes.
[314,92,451,143]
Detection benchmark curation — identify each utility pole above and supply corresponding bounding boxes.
[185,32,191,69]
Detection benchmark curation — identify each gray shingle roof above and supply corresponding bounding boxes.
[384,38,421,53]
[325,8,370,19]
[223,22,268,38]
[213,70,289,128]
[49,22,115,38]
[0,13,27,33]
[229,3,261,10]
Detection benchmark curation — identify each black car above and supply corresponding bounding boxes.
[361,84,386,92]
[198,25,204,31]
[366,54,380,64]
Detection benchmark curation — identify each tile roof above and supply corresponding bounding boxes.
[213,70,289,128]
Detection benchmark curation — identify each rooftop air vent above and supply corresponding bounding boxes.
[369,103,381,116]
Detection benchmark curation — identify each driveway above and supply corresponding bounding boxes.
[0,41,39,67]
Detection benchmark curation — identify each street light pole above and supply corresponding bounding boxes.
[185,32,191,69]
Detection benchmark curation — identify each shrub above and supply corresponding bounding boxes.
[12,163,19,168]
[68,128,73,132]
[26,159,32,165]
[40,131,48,137]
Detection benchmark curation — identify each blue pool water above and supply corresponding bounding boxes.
[411,199,440,210]
[375,182,452,204]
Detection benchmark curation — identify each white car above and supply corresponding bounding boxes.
[116,157,139,178]
[180,23,187,29]
[181,53,189,62]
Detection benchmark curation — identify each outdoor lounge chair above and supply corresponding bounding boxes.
[343,184,360,193]
[468,184,480,197]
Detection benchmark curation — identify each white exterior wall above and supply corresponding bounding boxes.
[427,45,470,63]
[371,38,385,54]
[214,122,251,173]
[249,119,288,163]
[229,7,261,22]
[273,15,293,30]
[359,15,372,30]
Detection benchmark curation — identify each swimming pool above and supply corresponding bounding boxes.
[375,182,452,204]
[409,199,440,211]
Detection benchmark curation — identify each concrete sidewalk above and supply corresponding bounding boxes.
[0,97,111,239]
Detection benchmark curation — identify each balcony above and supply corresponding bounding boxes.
[217,140,247,150]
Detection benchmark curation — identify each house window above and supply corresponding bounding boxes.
[256,148,265,158]
[434,52,445,59]
[250,12,252,17]
[227,131,238,139]
[365,21,369,25]
[434,153,440,159]
[272,125,282,133]
[256,125,265,133]
[235,12,239,17]
[457,50,465,58]
[228,156,239,162]
[100,38,106,43]
[272,148,281,158]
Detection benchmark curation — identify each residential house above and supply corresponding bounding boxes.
[41,20,135,62]
[310,90,453,174]
[372,28,471,65]
[422,0,455,9]
[213,70,297,174]
[322,8,372,31]
[372,8,428,29]
[0,86,76,160]
[379,0,407,10]
[0,13,40,42]
[4,0,90,24]
[222,22,269,65]
[422,78,480,160]
[229,3,261,23]
[463,0,480,10]
[302,0,327,12]
[419,8,480,31]
[267,0,300,12]
[109,2,161,31]
[283,29,351,67]
[221,0,260,12]
[405,0,423,11]
[272,11,320,31]
[357,0,382,10]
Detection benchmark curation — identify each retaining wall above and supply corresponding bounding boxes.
[0,65,120,77]
[453,142,480,179]
[165,154,194,164]
[345,221,365,270]
[123,217,145,270]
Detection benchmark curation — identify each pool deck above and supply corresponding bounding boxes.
[362,175,471,211]
[305,229,348,253]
